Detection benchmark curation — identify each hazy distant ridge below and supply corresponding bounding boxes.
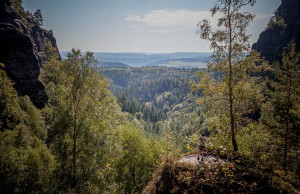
[60,52,211,68]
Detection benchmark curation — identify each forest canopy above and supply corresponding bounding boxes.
[1,0,300,193]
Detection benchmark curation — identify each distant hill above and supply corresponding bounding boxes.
[98,62,129,68]
[60,52,212,68]
[92,52,211,67]
[146,56,210,68]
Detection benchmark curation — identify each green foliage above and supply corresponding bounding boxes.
[0,127,55,193]
[39,49,174,193]
[160,96,205,153]
[0,65,45,138]
[101,67,200,135]
[271,176,296,194]
[102,67,207,153]
[41,49,119,193]
[101,67,197,112]
[117,92,166,123]
[113,124,165,193]
[44,38,59,61]
[235,122,272,163]
[0,66,22,131]
[9,0,27,18]
[194,0,262,152]
[0,65,54,193]
[262,42,300,171]
[192,52,268,153]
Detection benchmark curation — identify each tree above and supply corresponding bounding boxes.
[264,42,300,171]
[114,124,164,193]
[0,64,55,193]
[10,0,26,18]
[44,38,58,61]
[194,0,259,152]
[41,49,118,193]
[33,9,43,27]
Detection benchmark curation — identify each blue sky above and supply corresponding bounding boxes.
[23,0,281,53]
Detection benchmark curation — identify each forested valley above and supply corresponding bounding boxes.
[1,0,300,193]
[101,67,204,137]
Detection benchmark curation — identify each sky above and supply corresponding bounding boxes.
[23,0,281,53]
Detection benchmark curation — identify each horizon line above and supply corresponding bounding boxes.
[59,51,213,54]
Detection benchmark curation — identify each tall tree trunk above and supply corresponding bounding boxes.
[283,124,288,171]
[283,73,292,171]
[228,1,238,152]
[72,105,78,191]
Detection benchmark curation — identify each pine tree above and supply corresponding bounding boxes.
[33,9,43,27]
[266,42,300,171]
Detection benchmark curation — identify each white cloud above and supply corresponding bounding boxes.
[126,15,142,21]
[126,9,217,30]
[126,9,271,32]
[254,14,272,21]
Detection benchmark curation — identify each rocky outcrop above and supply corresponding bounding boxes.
[32,25,61,64]
[0,0,60,108]
[253,0,300,63]
[143,155,298,194]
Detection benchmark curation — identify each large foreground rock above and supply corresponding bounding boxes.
[143,154,299,194]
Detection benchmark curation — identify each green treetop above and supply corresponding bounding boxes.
[263,42,300,172]
[193,0,265,153]
[41,49,119,193]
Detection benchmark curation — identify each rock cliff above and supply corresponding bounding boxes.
[0,0,60,108]
[253,0,300,63]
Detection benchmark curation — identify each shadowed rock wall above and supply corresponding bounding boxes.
[0,0,60,108]
[253,0,300,63]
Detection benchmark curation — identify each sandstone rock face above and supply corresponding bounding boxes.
[253,0,300,63]
[0,0,60,108]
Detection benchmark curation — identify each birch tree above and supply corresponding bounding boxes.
[193,0,263,152]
